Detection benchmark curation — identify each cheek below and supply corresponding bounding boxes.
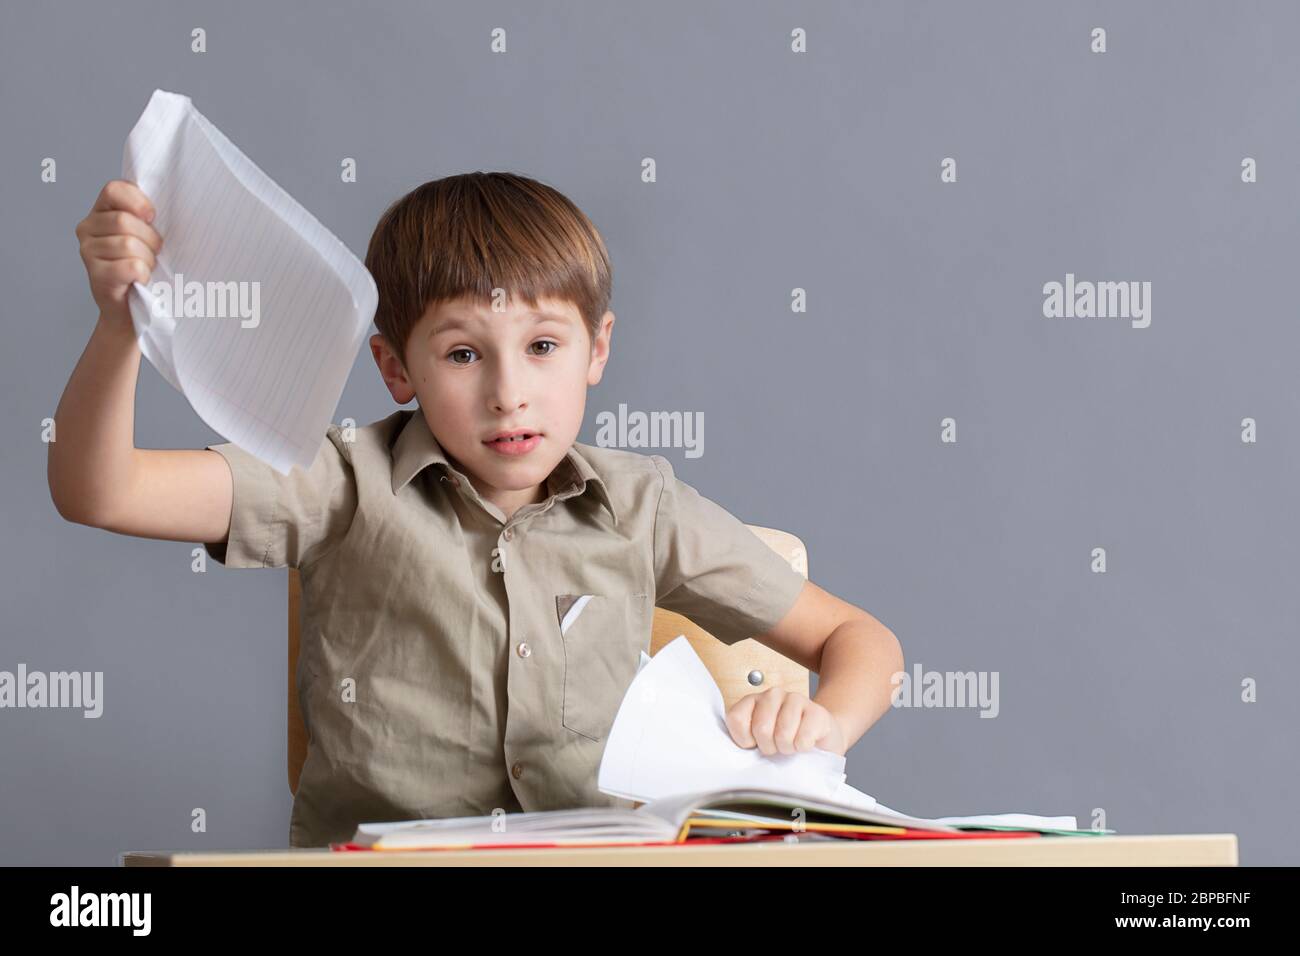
[421,367,464,399]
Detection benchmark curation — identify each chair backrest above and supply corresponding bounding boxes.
[287,524,809,795]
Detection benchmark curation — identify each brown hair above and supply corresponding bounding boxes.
[364,171,613,367]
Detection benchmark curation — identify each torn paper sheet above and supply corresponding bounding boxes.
[600,636,880,810]
[121,89,377,475]
[612,640,1088,832]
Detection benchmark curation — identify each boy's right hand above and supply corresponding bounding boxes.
[75,179,163,329]
[55,179,234,547]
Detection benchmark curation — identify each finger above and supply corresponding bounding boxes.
[793,709,826,752]
[82,234,157,269]
[93,179,155,222]
[79,209,163,253]
[771,696,806,755]
[88,256,152,288]
[724,695,758,749]
[749,688,786,756]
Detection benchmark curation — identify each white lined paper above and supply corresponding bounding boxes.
[121,89,377,475]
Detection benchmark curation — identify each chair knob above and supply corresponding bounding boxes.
[747,669,764,686]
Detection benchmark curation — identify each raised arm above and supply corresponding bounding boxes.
[47,180,233,545]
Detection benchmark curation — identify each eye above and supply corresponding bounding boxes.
[448,347,477,365]
[531,340,559,356]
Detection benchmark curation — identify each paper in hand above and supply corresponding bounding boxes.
[121,89,377,475]
[600,636,881,810]
[609,640,1085,831]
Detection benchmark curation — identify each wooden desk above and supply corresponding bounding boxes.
[121,833,1238,866]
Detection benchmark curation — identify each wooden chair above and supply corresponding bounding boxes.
[287,525,809,796]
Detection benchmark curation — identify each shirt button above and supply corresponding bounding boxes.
[503,527,513,541]
[511,761,523,779]
[516,641,531,658]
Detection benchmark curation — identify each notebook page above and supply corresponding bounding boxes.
[599,636,878,807]
[605,638,1087,832]
[120,89,377,475]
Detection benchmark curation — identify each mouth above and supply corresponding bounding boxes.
[483,429,542,456]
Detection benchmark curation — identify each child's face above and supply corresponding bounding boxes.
[371,295,614,515]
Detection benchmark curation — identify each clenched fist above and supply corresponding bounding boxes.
[724,686,848,756]
[75,179,163,329]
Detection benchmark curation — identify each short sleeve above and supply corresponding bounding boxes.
[203,427,358,570]
[651,456,807,646]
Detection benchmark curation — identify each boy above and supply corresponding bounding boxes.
[50,172,903,848]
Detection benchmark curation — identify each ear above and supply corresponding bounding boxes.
[586,310,615,386]
[370,333,416,404]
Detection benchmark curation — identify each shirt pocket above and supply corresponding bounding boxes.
[555,593,649,741]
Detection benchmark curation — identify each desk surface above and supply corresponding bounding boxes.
[122,833,1238,866]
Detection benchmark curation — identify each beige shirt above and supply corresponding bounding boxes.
[205,408,807,847]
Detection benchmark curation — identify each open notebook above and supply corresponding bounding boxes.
[121,89,377,475]
[342,637,1102,850]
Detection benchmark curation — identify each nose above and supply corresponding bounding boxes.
[487,352,528,415]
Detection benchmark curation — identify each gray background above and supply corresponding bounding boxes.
[2,0,1295,865]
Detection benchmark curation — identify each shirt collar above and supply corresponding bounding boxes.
[389,409,618,526]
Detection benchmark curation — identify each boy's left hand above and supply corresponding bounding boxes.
[724,687,847,756]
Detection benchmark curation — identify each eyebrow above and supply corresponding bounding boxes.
[429,311,571,339]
